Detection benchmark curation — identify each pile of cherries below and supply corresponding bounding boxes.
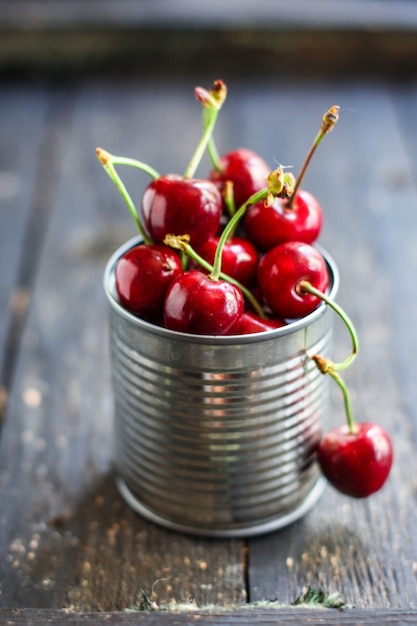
[97,80,393,500]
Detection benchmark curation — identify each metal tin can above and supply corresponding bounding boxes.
[104,237,339,538]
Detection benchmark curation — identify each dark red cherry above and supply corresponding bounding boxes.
[237,311,286,334]
[141,175,222,248]
[244,189,323,252]
[257,241,329,319]
[164,270,244,335]
[317,422,393,498]
[210,148,270,210]
[193,235,259,287]
[115,243,183,317]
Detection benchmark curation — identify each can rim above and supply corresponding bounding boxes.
[103,236,340,345]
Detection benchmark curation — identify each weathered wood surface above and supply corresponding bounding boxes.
[1,607,417,626]
[1,75,417,622]
[0,86,74,425]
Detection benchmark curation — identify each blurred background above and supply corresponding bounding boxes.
[1,0,417,79]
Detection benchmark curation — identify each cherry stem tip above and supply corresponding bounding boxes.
[96,146,152,244]
[287,105,340,209]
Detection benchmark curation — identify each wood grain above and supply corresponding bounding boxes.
[1,76,417,615]
[1,607,417,625]
[0,85,48,423]
[247,81,417,608]
[0,79,245,611]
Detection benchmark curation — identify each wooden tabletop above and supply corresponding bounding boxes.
[1,59,417,624]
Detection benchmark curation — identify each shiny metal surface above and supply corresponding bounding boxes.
[104,237,339,537]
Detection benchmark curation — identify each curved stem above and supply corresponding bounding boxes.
[299,280,358,370]
[210,188,269,282]
[164,235,266,319]
[106,154,160,180]
[303,280,359,434]
[327,370,357,434]
[96,148,152,244]
[221,274,265,319]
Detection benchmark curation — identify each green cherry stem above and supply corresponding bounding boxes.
[328,370,357,433]
[223,180,237,222]
[183,105,221,180]
[286,105,339,210]
[299,280,358,371]
[163,235,266,319]
[211,191,266,280]
[203,107,222,172]
[209,173,294,289]
[104,154,160,180]
[299,279,358,434]
[96,147,153,244]
[183,81,227,180]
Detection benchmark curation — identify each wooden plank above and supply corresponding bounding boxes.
[1,75,417,613]
[384,83,417,433]
[247,81,417,608]
[1,607,417,625]
[0,78,245,611]
[0,83,63,421]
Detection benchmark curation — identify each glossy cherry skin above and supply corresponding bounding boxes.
[317,422,393,498]
[236,311,286,334]
[210,148,271,210]
[257,241,329,319]
[164,270,244,335]
[115,243,183,317]
[244,189,323,252]
[141,175,222,248]
[192,235,259,287]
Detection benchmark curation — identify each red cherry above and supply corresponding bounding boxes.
[192,235,259,287]
[244,189,322,252]
[164,270,244,335]
[237,311,286,334]
[257,241,329,319]
[141,175,222,248]
[317,422,393,498]
[210,148,270,209]
[115,243,183,317]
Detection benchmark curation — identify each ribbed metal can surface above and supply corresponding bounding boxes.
[104,237,339,537]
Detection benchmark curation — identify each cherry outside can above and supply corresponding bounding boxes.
[103,236,339,538]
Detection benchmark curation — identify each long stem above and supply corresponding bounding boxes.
[96,148,153,244]
[183,107,220,179]
[203,108,222,171]
[301,279,358,434]
[299,280,358,370]
[210,188,269,282]
[328,370,357,433]
[287,105,339,209]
